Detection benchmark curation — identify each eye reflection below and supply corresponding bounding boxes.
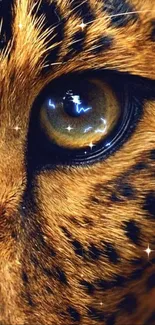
[95,118,107,134]
[49,100,56,109]
[84,126,93,133]
[65,92,92,116]
[49,90,93,118]
[40,78,121,150]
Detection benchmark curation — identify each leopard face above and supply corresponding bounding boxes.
[0,1,155,324]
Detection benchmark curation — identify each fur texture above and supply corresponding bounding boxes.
[0,0,155,324]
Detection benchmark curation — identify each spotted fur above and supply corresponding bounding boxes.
[0,0,155,324]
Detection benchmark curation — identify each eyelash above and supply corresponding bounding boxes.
[26,70,153,173]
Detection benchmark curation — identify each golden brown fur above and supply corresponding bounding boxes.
[0,0,155,324]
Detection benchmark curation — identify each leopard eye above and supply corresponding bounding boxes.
[40,78,121,150]
[28,72,141,167]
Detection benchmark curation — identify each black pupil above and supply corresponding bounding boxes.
[63,90,92,118]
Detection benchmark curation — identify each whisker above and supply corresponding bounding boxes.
[30,0,42,16]
[86,10,155,26]
[34,6,155,68]
[0,19,3,35]
[70,0,87,13]
[109,9,155,19]
[43,61,63,68]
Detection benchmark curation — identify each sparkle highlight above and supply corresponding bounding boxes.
[144,244,154,259]
[66,125,74,132]
[89,142,95,150]
[79,20,87,31]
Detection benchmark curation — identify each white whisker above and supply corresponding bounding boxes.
[86,10,155,26]
[109,9,155,19]
[43,61,63,68]
[70,0,87,13]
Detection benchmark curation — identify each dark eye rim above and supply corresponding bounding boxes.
[27,71,144,170]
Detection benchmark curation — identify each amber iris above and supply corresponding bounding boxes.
[40,78,121,150]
